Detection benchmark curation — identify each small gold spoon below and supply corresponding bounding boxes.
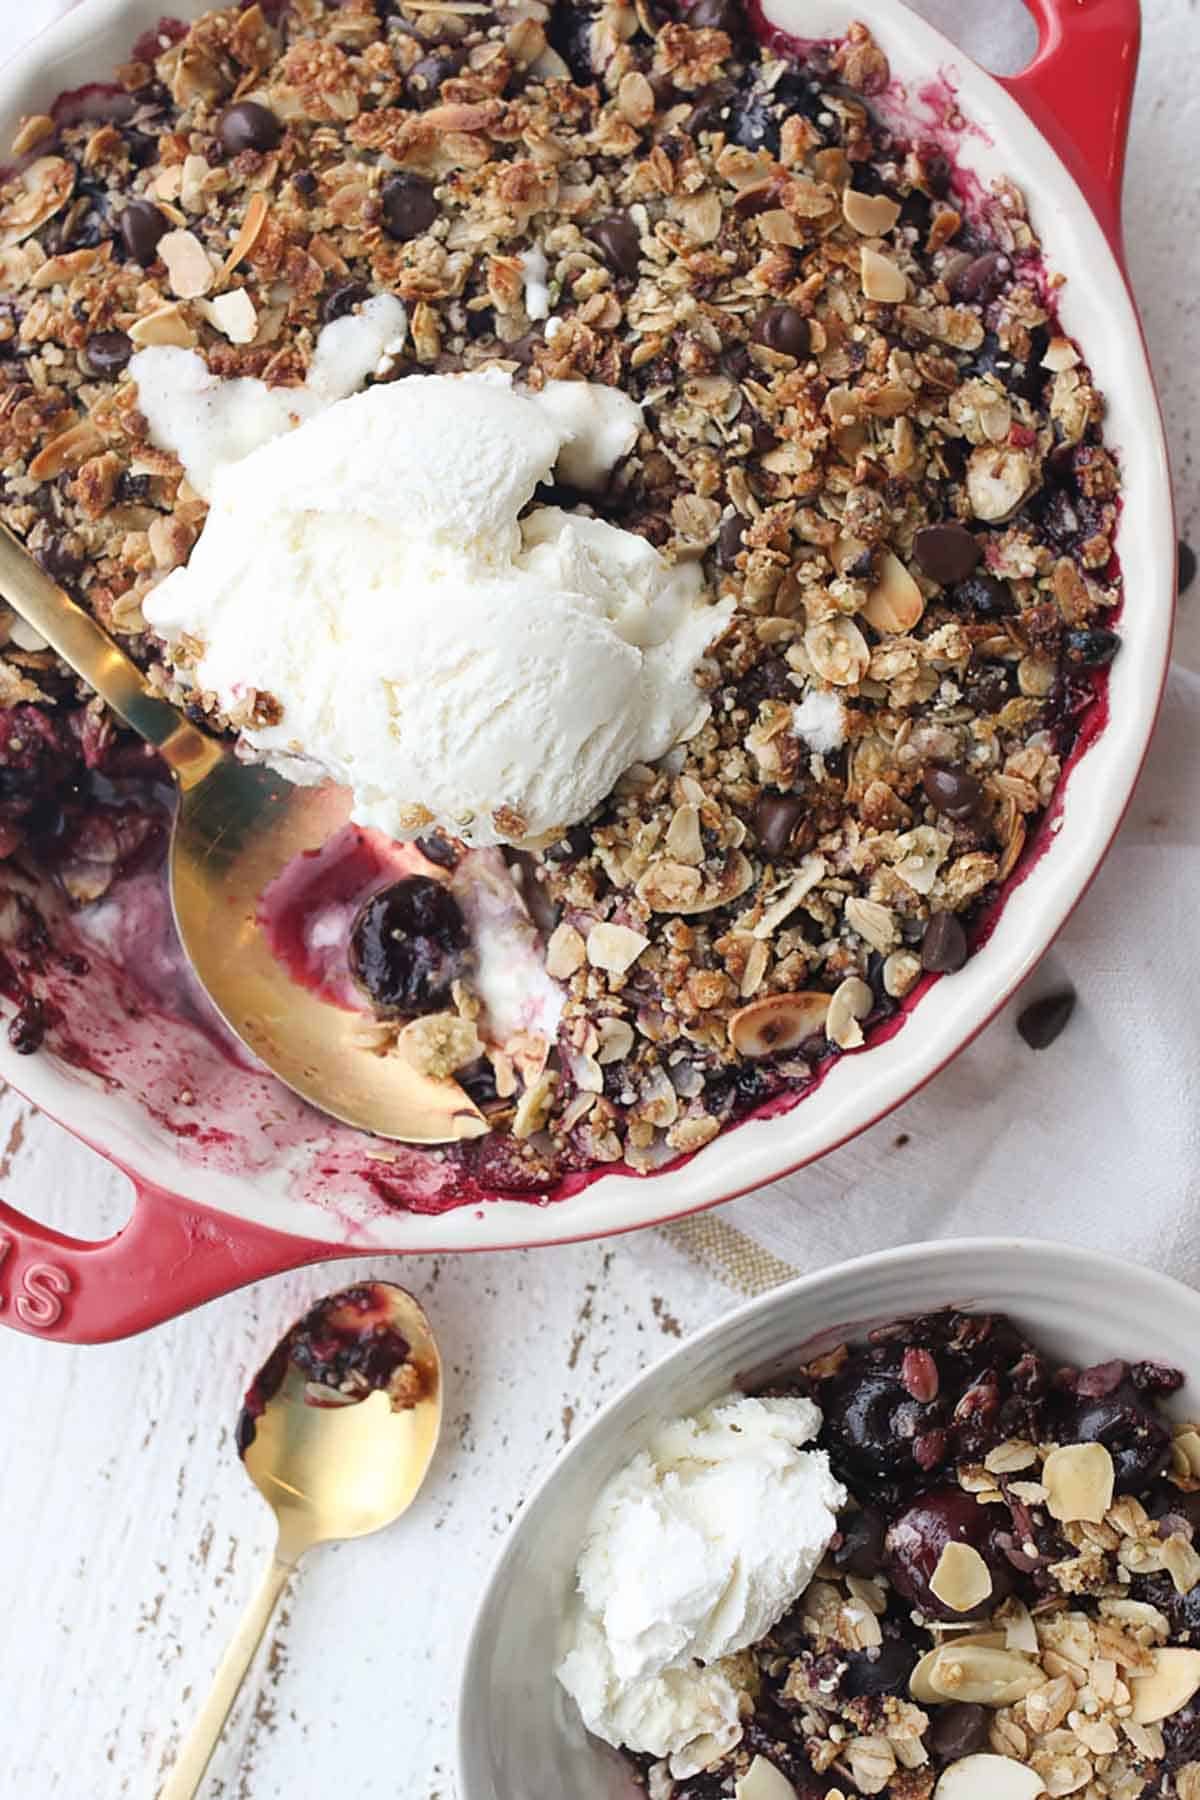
[160,1281,443,1800]
[0,522,485,1142]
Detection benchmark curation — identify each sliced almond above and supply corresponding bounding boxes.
[1130,1647,1200,1724]
[929,1541,993,1613]
[544,920,585,980]
[912,1643,1044,1707]
[637,851,753,916]
[752,854,827,939]
[199,288,258,344]
[934,1754,1044,1800]
[218,189,269,281]
[826,975,873,1050]
[804,615,870,686]
[861,245,908,303]
[595,1018,634,1064]
[10,114,55,157]
[842,188,902,236]
[1041,1442,1114,1524]
[909,1636,1006,1703]
[159,228,215,299]
[0,155,73,247]
[728,991,830,1059]
[1041,335,1080,373]
[845,896,897,956]
[128,302,198,350]
[735,1755,798,1800]
[863,550,924,635]
[966,445,1037,523]
[585,922,649,977]
[665,802,703,865]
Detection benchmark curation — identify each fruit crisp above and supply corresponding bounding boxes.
[0,1,1122,1184]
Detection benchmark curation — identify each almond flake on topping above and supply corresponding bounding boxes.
[199,289,259,344]
[586,922,650,976]
[735,1757,798,1800]
[159,228,216,299]
[863,550,925,635]
[728,991,830,1058]
[1130,1648,1200,1724]
[967,444,1038,522]
[842,188,902,236]
[860,245,908,302]
[826,975,872,1050]
[545,921,586,980]
[1042,1442,1115,1524]
[929,1541,993,1613]
[934,1754,1043,1800]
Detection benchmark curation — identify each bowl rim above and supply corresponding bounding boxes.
[0,0,1176,1258]
[454,1235,1200,1794]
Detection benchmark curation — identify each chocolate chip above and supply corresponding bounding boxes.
[36,534,83,583]
[322,280,369,324]
[407,49,466,109]
[718,511,745,568]
[84,330,133,377]
[1017,987,1076,1049]
[380,173,437,242]
[1180,540,1197,596]
[218,100,283,157]
[751,304,810,359]
[912,522,981,585]
[921,911,967,974]
[687,0,746,32]
[922,764,984,821]
[954,569,1012,619]
[754,792,806,857]
[587,213,641,278]
[1064,627,1120,668]
[951,250,1010,303]
[927,1703,990,1763]
[118,198,168,264]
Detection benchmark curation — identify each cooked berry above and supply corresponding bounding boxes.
[842,1637,918,1698]
[953,570,1013,618]
[407,49,466,108]
[349,876,470,1014]
[688,0,747,34]
[545,0,598,83]
[1064,628,1120,668]
[725,91,779,155]
[884,1485,1012,1619]
[1053,1374,1171,1492]
[950,250,1010,303]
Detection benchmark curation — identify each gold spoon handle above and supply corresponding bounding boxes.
[159,1551,295,1800]
[0,521,223,790]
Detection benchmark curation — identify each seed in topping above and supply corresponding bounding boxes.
[922,764,985,821]
[929,1541,993,1613]
[1130,1648,1200,1725]
[954,569,1013,618]
[84,330,133,377]
[951,251,1011,303]
[912,523,982,585]
[728,990,831,1058]
[751,304,811,359]
[926,1703,990,1764]
[381,173,437,243]
[921,911,967,974]
[587,213,641,278]
[1064,627,1120,668]
[754,792,806,857]
[1017,987,1076,1049]
[1042,1440,1115,1523]
[218,100,282,157]
[934,1755,1043,1800]
[118,198,167,264]
[349,876,469,1015]
[863,550,924,634]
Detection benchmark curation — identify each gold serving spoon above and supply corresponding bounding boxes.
[0,522,485,1142]
[160,1281,443,1800]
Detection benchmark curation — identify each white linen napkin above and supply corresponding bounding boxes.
[2,0,1195,1297]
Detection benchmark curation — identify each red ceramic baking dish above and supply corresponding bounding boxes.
[0,0,1174,1343]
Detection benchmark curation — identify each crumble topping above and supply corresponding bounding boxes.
[0,2,1122,1188]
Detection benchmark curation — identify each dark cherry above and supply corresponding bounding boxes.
[1017,988,1076,1050]
[118,198,168,264]
[754,792,806,858]
[821,1357,944,1482]
[884,1485,1012,1620]
[922,764,984,822]
[407,49,466,108]
[950,251,1011,304]
[349,875,470,1015]
[953,570,1013,620]
[84,330,133,377]
[1063,628,1120,668]
[587,214,641,278]
[752,304,811,359]
[926,1703,991,1763]
[832,1503,887,1576]
[545,0,598,84]
[218,100,283,157]
[381,173,438,242]
[921,912,968,975]
[1055,1375,1171,1492]
[912,523,981,585]
[966,667,1013,714]
[688,0,746,33]
[1163,1696,1200,1772]
[8,997,45,1055]
[842,1637,918,1699]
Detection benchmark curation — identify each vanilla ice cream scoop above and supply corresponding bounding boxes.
[141,368,732,847]
[556,1395,846,1777]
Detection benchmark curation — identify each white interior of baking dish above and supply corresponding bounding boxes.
[0,0,1174,1250]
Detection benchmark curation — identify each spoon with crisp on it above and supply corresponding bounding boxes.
[159,1281,443,1800]
[0,522,486,1142]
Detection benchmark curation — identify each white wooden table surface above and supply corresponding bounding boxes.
[2,3,1198,1797]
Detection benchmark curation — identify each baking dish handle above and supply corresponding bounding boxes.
[0,1181,348,1344]
[1001,0,1140,258]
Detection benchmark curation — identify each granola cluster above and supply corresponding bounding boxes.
[630,1315,1200,1800]
[0,1,1122,1184]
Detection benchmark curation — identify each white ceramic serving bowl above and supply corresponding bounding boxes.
[0,0,1175,1342]
[457,1238,1200,1799]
